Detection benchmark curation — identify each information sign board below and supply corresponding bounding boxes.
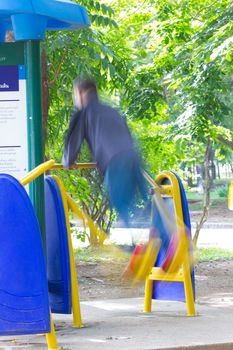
[0,44,28,179]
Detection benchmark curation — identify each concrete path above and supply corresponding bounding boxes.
[72,224,233,250]
[1,297,233,350]
[109,226,233,250]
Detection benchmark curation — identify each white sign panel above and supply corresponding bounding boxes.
[0,65,28,179]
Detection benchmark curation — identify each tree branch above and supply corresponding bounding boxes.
[49,49,67,86]
[192,0,220,18]
[218,135,233,149]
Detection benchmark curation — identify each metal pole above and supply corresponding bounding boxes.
[25,40,46,249]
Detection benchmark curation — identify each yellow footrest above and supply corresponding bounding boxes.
[149,267,183,282]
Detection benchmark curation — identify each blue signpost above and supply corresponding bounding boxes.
[0,0,89,246]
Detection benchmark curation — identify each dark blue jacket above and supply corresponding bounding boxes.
[62,95,135,175]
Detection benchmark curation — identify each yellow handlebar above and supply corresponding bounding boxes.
[52,163,97,170]
[20,160,56,186]
[20,161,97,186]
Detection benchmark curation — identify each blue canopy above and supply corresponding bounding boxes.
[0,0,89,41]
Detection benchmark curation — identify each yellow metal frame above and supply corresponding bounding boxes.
[20,160,97,187]
[20,160,56,186]
[143,171,196,317]
[1,160,113,350]
[19,161,58,350]
[228,181,233,210]
[66,193,108,244]
[18,161,98,348]
[17,161,98,349]
[52,163,97,170]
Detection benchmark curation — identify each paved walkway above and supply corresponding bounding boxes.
[72,224,233,250]
[1,297,233,350]
[109,226,233,250]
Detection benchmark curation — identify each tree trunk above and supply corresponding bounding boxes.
[216,161,221,179]
[41,49,49,144]
[193,140,212,246]
[218,135,233,150]
[187,166,193,188]
[196,165,203,194]
[210,148,216,180]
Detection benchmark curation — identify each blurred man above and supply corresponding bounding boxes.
[63,78,148,226]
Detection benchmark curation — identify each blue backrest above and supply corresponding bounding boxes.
[0,174,50,335]
[152,172,195,302]
[45,176,71,314]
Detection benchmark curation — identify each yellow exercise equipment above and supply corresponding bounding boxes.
[143,171,196,317]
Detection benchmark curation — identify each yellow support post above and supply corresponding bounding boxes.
[183,255,196,316]
[144,277,153,312]
[228,181,233,210]
[53,176,83,328]
[46,314,58,350]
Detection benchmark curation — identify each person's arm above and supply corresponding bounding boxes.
[62,110,85,168]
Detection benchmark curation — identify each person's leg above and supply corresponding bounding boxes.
[104,152,135,226]
[104,151,161,282]
[133,157,148,204]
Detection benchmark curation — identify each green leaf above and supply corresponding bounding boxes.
[97,16,103,26]
[226,52,232,62]
[109,64,115,77]
[104,17,110,26]
[107,52,113,63]
[101,58,108,70]
[111,20,118,29]
[100,51,105,59]
[101,4,108,15]
[95,2,101,11]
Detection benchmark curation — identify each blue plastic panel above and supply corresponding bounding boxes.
[152,173,195,302]
[45,176,71,314]
[0,174,50,335]
[0,0,89,41]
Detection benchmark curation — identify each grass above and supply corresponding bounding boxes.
[214,178,233,185]
[186,191,202,201]
[198,247,233,262]
[188,203,203,211]
[74,245,130,264]
[186,177,232,201]
[210,198,227,206]
[74,246,233,265]
[188,197,227,211]
[185,180,230,212]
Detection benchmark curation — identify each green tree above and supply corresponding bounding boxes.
[44,0,131,244]
[44,0,233,244]
[108,0,233,242]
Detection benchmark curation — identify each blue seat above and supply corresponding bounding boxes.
[45,176,71,314]
[152,172,195,302]
[0,174,50,335]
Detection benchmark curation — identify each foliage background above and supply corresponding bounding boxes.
[44,0,233,243]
